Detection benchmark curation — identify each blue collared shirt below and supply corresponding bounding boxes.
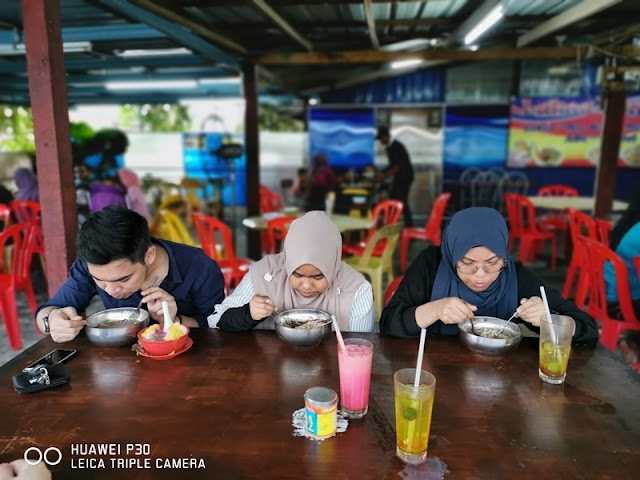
[39,238,225,327]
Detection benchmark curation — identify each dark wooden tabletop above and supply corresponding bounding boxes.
[1,330,639,479]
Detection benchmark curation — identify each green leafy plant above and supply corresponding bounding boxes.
[119,103,192,132]
[0,105,35,153]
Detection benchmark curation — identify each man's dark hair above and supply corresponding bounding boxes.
[78,205,150,265]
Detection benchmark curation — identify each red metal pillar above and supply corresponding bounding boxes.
[22,0,77,295]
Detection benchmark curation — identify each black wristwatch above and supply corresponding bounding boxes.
[41,309,59,333]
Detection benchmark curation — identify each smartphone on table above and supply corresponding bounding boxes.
[26,349,77,370]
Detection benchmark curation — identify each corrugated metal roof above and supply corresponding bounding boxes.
[0,0,637,105]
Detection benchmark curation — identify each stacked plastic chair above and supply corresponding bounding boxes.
[0,223,39,350]
[503,193,557,270]
[265,216,298,254]
[342,199,403,258]
[577,235,640,351]
[344,223,402,318]
[399,193,450,272]
[192,213,250,291]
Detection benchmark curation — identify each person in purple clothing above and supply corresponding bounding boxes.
[13,167,39,202]
[36,205,225,343]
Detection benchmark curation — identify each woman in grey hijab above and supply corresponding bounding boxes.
[208,211,375,332]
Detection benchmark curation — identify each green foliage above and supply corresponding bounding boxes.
[0,105,35,153]
[259,104,304,132]
[118,103,192,132]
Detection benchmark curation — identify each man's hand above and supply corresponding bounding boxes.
[249,295,276,321]
[142,286,178,323]
[48,307,85,343]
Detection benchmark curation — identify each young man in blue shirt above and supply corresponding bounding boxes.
[36,205,225,343]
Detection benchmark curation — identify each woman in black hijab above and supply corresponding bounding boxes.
[380,207,598,345]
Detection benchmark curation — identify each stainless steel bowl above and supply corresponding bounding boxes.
[458,316,522,356]
[85,307,150,347]
[273,308,332,347]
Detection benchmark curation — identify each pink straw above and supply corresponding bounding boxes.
[331,315,346,351]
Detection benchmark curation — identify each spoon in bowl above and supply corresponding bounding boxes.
[499,310,519,334]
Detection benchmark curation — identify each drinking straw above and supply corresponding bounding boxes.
[331,315,346,351]
[539,286,556,343]
[414,328,427,388]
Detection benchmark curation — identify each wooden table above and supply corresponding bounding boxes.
[528,196,629,212]
[1,331,639,479]
[242,212,372,233]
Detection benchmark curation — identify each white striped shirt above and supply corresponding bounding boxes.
[208,273,375,332]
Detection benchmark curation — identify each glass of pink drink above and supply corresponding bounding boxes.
[338,338,374,419]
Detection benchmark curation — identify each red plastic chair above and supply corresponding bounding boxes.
[504,193,556,270]
[578,235,640,351]
[634,256,640,283]
[399,193,450,272]
[342,199,403,257]
[0,223,40,349]
[266,216,298,254]
[10,200,41,222]
[0,204,10,232]
[259,185,285,254]
[192,213,251,291]
[536,185,578,255]
[383,276,404,307]
[259,185,284,214]
[563,209,598,309]
[595,218,612,247]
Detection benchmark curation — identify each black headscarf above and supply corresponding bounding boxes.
[432,207,518,321]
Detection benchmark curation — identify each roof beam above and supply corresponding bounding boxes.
[0,54,209,73]
[250,0,312,51]
[363,0,380,49]
[593,19,640,46]
[257,44,640,65]
[99,0,243,68]
[517,0,623,47]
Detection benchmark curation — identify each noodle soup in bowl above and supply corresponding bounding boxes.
[458,316,522,356]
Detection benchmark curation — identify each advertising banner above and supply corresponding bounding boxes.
[508,96,640,168]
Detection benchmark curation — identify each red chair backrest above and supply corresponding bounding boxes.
[259,185,284,213]
[365,199,403,240]
[0,204,10,231]
[537,185,579,197]
[266,215,298,254]
[595,218,612,246]
[634,256,640,283]
[578,234,638,327]
[191,213,238,266]
[566,208,597,244]
[504,193,540,234]
[10,200,40,222]
[0,223,25,287]
[384,276,404,307]
[423,193,451,246]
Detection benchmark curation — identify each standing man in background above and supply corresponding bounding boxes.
[376,126,414,227]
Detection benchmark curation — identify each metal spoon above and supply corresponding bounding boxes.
[499,310,519,334]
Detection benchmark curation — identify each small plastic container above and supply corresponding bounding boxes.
[304,387,338,439]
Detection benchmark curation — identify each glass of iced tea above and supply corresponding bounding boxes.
[539,314,575,384]
[393,368,436,464]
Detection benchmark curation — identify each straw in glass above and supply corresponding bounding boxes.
[414,328,427,388]
[331,315,346,351]
[539,286,556,343]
